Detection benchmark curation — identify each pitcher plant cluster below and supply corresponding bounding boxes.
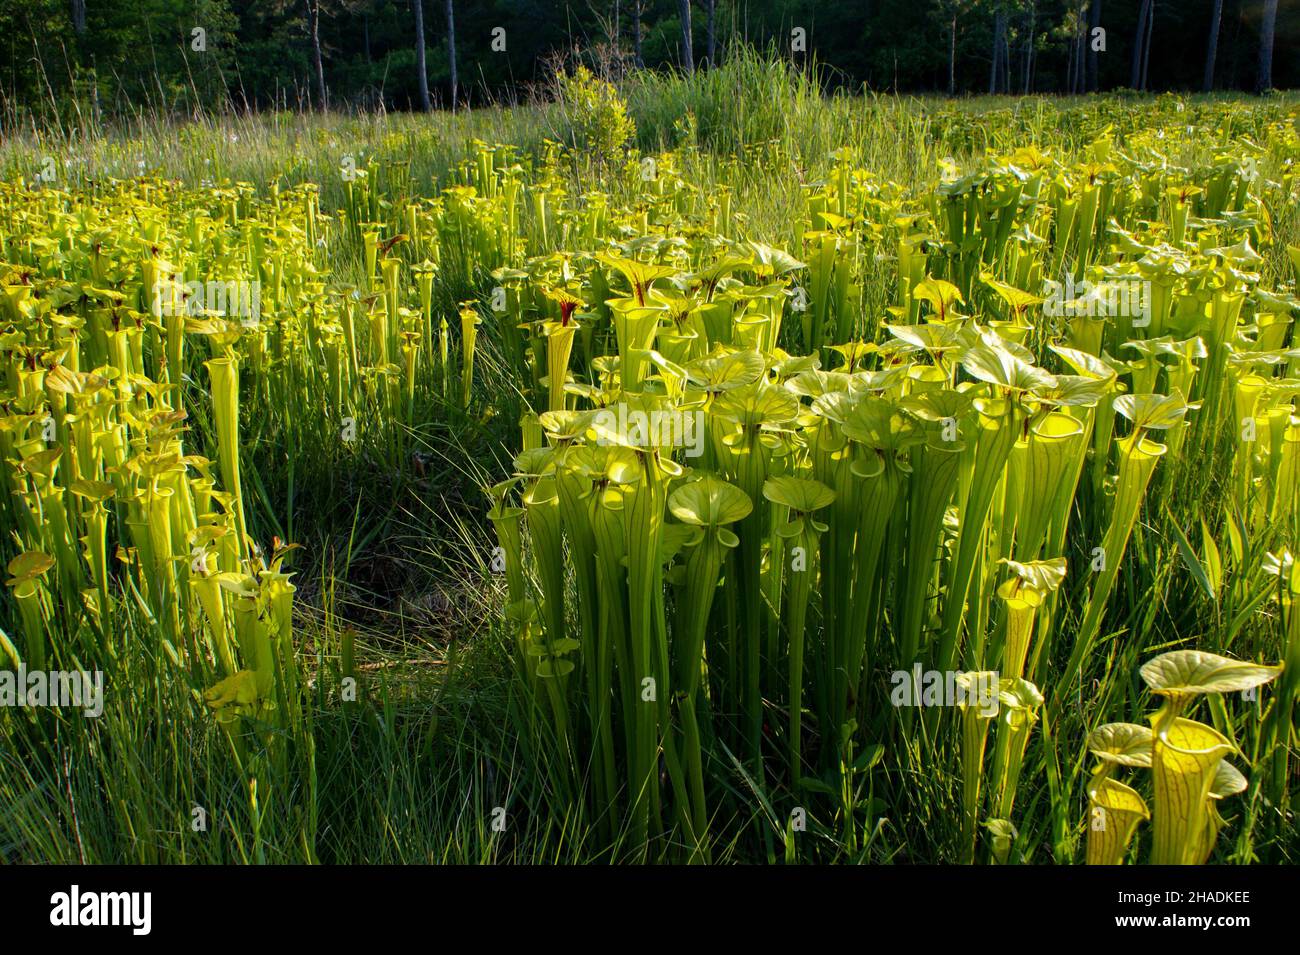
[1,98,1298,864]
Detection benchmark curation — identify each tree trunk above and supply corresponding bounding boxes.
[1004,19,1012,92]
[1256,0,1278,92]
[987,9,996,93]
[1066,17,1076,94]
[1023,0,1036,93]
[1140,0,1153,91]
[1203,0,1222,91]
[706,0,716,66]
[1076,6,1088,93]
[633,0,644,68]
[1130,0,1150,90]
[949,14,957,95]
[304,0,327,111]
[990,7,1005,94]
[1024,3,1034,92]
[1066,5,1078,93]
[1087,0,1101,91]
[679,0,694,75]
[413,0,431,111]
[445,0,458,110]
[70,0,86,35]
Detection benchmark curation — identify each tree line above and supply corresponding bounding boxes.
[0,0,1293,120]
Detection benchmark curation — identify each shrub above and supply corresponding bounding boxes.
[554,66,636,168]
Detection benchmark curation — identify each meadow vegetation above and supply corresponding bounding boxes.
[1,54,1297,863]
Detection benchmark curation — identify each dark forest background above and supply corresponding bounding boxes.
[1,0,1296,120]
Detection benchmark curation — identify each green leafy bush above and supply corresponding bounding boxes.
[554,66,636,168]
